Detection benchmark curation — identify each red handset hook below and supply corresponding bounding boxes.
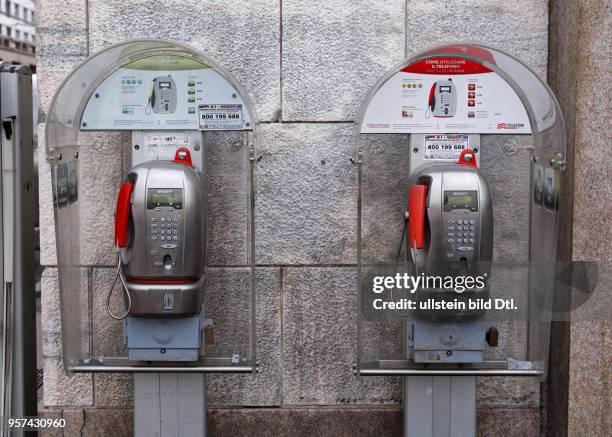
[458,149,478,168]
[172,146,194,167]
[408,184,428,249]
[115,182,133,248]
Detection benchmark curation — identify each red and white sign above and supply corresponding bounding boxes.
[361,56,531,134]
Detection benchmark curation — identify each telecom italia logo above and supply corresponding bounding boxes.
[496,122,525,129]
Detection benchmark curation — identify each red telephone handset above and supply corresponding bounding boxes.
[408,184,428,249]
[428,84,436,111]
[115,182,134,248]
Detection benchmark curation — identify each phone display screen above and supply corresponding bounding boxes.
[147,188,183,208]
[439,86,451,93]
[444,190,478,212]
[159,81,171,89]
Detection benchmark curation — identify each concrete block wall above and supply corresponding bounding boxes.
[37,1,608,436]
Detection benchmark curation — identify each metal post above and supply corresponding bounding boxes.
[130,134,207,437]
[134,373,206,437]
[404,375,476,437]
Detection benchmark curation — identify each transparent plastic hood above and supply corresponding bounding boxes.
[45,40,258,374]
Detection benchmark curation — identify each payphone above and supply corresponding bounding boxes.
[354,44,566,437]
[407,149,493,277]
[45,40,258,437]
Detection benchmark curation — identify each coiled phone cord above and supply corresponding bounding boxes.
[107,254,132,320]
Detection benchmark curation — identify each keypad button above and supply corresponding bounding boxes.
[151,224,157,228]
[448,238,454,243]
[173,230,177,235]
[448,233,454,237]
[151,236,157,241]
[152,230,158,235]
[173,236,178,241]
[150,250,158,256]
[161,217,166,222]
[470,226,475,231]
[447,253,454,258]
[173,224,177,229]
[447,220,455,225]
[469,220,474,225]
[469,232,474,237]
[458,226,463,231]
[457,246,473,252]
[457,220,463,225]
[469,238,474,243]
[152,218,157,222]
[173,218,178,222]
[447,226,454,231]
[161,236,166,241]
[161,230,165,235]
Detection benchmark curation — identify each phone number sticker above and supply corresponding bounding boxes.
[198,104,243,130]
[424,134,469,160]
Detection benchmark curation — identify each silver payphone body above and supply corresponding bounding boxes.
[116,149,205,317]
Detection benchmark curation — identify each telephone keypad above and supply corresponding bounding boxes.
[149,210,183,271]
[445,210,478,267]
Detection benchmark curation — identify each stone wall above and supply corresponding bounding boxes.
[36,1,608,436]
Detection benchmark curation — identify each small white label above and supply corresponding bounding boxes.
[198,104,243,130]
[424,134,469,160]
[143,133,190,161]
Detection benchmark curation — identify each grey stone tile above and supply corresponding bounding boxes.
[37,129,129,267]
[359,133,413,265]
[90,268,134,407]
[208,407,402,437]
[405,1,549,77]
[255,123,357,265]
[94,374,134,407]
[207,407,539,437]
[91,268,127,357]
[41,268,93,407]
[77,132,131,266]
[37,0,89,114]
[479,136,532,264]
[476,407,540,437]
[282,0,405,120]
[87,0,280,121]
[206,267,282,406]
[282,267,401,405]
[204,131,251,266]
[81,408,133,437]
[477,376,540,408]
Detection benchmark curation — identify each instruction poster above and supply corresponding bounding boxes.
[361,57,531,134]
[80,55,252,131]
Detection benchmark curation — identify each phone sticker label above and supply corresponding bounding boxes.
[198,104,243,130]
[424,134,469,160]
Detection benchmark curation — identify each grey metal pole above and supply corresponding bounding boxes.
[134,373,206,437]
[0,64,37,435]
